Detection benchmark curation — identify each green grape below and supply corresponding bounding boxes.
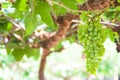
[77,14,107,74]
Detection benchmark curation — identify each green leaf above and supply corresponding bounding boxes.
[11,0,27,18]
[62,0,77,10]
[13,0,21,9]
[118,0,120,3]
[80,11,88,22]
[6,23,12,31]
[52,0,78,15]
[19,0,27,11]
[35,1,54,27]
[54,41,63,51]
[29,0,35,12]
[115,6,120,10]
[24,12,38,36]
[12,48,25,61]
[66,34,76,43]
[13,0,27,11]
[12,47,40,61]
[1,2,11,8]
[106,28,115,42]
[8,10,23,18]
[0,21,12,32]
[26,48,40,59]
[76,0,86,4]
[52,4,67,15]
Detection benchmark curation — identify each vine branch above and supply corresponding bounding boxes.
[31,13,79,80]
[0,0,120,80]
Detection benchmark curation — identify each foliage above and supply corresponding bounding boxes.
[0,40,120,80]
[0,0,120,79]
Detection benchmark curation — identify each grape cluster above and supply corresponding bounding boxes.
[78,17,106,74]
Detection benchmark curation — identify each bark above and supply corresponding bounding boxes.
[78,0,118,10]
[33,13,79,80]
[39,48,49,80]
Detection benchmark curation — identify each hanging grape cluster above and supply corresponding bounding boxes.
[78,13,107,74]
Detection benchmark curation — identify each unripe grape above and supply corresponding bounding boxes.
[77,15,106,74]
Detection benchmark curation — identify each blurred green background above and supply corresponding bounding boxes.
[0,38,120,80]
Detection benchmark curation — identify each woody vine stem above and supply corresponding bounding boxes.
[0,0,120,80]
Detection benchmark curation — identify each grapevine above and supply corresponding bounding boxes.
[78,12,107,74]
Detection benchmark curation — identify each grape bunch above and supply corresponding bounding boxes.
[78,16,107,74]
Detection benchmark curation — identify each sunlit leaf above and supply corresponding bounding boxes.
[35,1,54,27]
[118,0,120,3]
[13,0,27,11]
[0,21,12,32]
[76,0,86,4]
[62,0,77,10]
[101,28,115,41]
[12,47,40,61]
[24,12,38,36]
[19,0,27,11]
[52,4,67,15]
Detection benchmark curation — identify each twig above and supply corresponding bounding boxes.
[100,21,120,27]
[72,19,120,27]
[0,14,25,30]
[51,0,82,13]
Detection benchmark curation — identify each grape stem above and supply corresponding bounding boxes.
[72,20,120,27]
